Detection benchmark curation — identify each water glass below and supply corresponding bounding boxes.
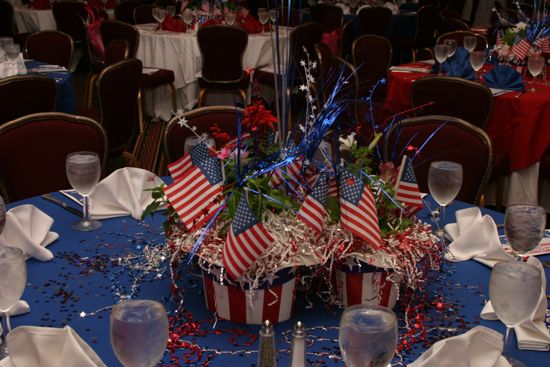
[428,161,462,236]
[110,300,169,367]
[66,151,102,231]
[166,5,175,17]
[339,304,397,367]
[225,11,236,26]
[504,204,546,257]
[257,7,268,32]
[444,39,457,58]
[469,50,486,81]
[152,8,166,29]
[183,9,193,32]
[268,8,277,25]
[527,54,545,91]
[489,261,541,367]
[463,35,477,52]
[434,44,449,75]
[4,44,19,62]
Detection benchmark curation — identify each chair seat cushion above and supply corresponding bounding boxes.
[141,68,175,88]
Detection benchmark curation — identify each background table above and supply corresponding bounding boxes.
[13,5,56,33]
[6,191,549,366]
[25,60,76,114]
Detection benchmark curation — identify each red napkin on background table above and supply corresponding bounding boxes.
[29,0,51,10]
[201,18,222,27]
[161,15,186,32]
[237,14,262,34]
[87,0,117,10]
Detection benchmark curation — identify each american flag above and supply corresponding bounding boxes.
[339,168,381,248]
[512,39,531,61]
[269,144,303,190]
[164,143,224,231]
[298,172,328,234]
[534,37,550,53]
[167,142,211,181]
[496,31,504,46]
[223,195,274,280]
[328,174,338,198]
[394,155,423,213]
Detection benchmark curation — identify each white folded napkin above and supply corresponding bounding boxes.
[481,256,550,351]
[88,167,164,220]
[444,207,514,267]
[389,65,432,73]
[0,205,57,262]
[0,326,106,367]
[408,326,511,367]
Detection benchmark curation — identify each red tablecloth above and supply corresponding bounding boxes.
[384,63,550,174]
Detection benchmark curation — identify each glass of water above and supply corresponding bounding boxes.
[183,9,194,32]
[428,161,463,236]
[110,299,169,367]
[66,151,102,231]
[504,204,546,258]
[469,50,486,82]
[489,261,541,367]
[434,44,449,75]
[339,304,397,367]
[225,11,236,26]
[257,7,269,32]
[527,54,545,91]
[463,35,477,52]
[444,39,457,58]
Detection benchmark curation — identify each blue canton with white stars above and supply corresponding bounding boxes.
[311,172,328,207]
[232,196,259,236]
[190,142,222,185]
[401,158,418,184]
[338,168,365,205]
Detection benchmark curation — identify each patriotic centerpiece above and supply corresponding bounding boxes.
[145,56,439,324]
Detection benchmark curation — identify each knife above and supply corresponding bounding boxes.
[41,193,83,217]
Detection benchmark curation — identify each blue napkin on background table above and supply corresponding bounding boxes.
[484,65,525,91]
[439,47,475,80]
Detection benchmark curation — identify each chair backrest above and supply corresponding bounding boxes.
[410,76,493,128]
[271,7,302,27]
[52,1,88,43]
[100,20,139,58]
[197,25,248,83]
[164,106,242,162]
[133,5,159,24]
[383,115,493,205]
[0,112,107,202]
[352,34,392,97]
[436,30,488,51]
[104,39,129,66]
[114,0,139,24]
[414,5,437,48]
[357,6,392,37]
[25,31,74,69]
[289,22,324,81]
[437,16,469,35]
[340,18,357,61]
[0,75,56,125]
[0,0,14,38]
[310,3,343,33]
[96,58,142,155]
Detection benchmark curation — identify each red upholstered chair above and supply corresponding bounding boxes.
[0,0,15,38]
[393,5,438,62]
[410,76,493,129]
[0,112,107,202]
[0,75,56,125]
[383,115,493,205]
[436,30,488,51]
[196,25,249,107]
[52,1,88,68]
[114,0,139,24]
[133,5,159,24]
[163,106,242,163]
[340,18,357,61]
[310,3,343,33]
[24,31,74,70]
[357,6,392,37]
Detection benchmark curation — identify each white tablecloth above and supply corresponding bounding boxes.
[135,25,290,120]
[13,5,56,33]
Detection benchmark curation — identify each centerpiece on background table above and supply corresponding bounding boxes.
[143,55,440,325]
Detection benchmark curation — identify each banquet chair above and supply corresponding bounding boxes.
[340,19,357,61]
[357,7,392,37]
[163,106,242,163]
[393,4,438,63]
[0,75,56,125]
[352,35,392,100]
[0,0,15,38]
[196,25,249,107]
[0,112,107,202]
[436,17,469,35]
[436,31,488,51]
[24,31,74,70]
[383,115,493,205]
[114,0,139,24]
[410,76,493,129]
[133,5,159,24]
[52,1,88,70]
[310,3,343,34]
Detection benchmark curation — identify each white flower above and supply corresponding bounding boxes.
[514,22,528,32]
[339,132,356,151]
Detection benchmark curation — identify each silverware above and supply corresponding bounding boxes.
[41,193,82,217]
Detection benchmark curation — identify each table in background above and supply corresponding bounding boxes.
[25,60,76,114]
[135,25,290,120]
[13,5,56,33]
[7,191,549,366]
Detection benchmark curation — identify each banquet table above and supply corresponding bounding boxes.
[13,5,56,33]
[135,25,290,121]
[5,190,550,366]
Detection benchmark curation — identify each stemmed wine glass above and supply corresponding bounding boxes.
[182,9,193,33]
[0,247,27,360]
[463,35,477,53]
[469,50,486,82]
[268,8,277,28]
[4,44,19,63]
[257,7,269,33]
[225,11,236,26]
[434,44,449,75]
[110,299,169,367]
[444,39,457,59]
[66,151,102,231]
[339,304,397,367]
[152,7,166,30]
[489,261,541,367]
[527,54,545,92]
[504,204,546,258]
[428,161,463,237]
[166,5,175,17]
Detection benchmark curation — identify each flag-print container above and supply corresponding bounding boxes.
[335,260,399,308]
[201,267,296,324]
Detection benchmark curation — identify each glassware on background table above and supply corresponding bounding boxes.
[463,35,477,52]
[65,151,102,231]
[4,44,19,62]
[152,7,166,30]
[339,304,397,367]
[444,39,457,58]
[434,44,449,75]
[504,204,546,258]
[428,161,463,237]
[257,7,269,32]
[166,5,175,17]
[469,50,486,82]
[225,11,236,26]
[268,8,277,25]
[527,54,545,92]
[0,247,27,360]
[110,299,169,367]
[489,261,541,367]
[183,9,194,32]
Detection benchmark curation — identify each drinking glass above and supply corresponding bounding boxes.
[0,247,27,360]
[504,204,546,258]
[428,161,462,236]
[152,8,166,29]
[166,5,175,17]
[469,50,486,82]
[66,151,102,231]
[257,7,268,32]
[489,261,541,367]
[463,35,477,52]
[339,304,397,367]
[182,9,193,32]
[4,44,19,62]
[527,54,545,91]
[268,8,277,25]
[444,39,457,58]
[110,300,169,367]
[434,44,449,75]
[225,11,236,26]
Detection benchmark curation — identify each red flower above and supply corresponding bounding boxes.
[241,99,277,134]
[209,124,231,148]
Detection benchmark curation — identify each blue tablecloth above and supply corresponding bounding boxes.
[25,60,76,114]
[7,194,550,366]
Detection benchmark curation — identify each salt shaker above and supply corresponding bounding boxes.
[289,321,306,367]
